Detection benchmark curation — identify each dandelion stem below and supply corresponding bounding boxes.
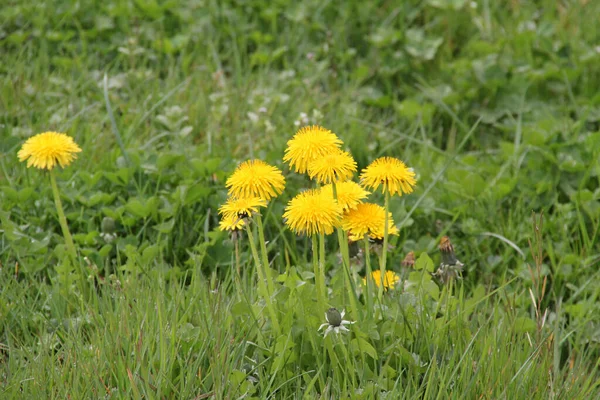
[364,237,374,312]
[255,214,276,296]
[49,171,78,265]
[49,171,88,299]
[312,235,326,313]
[234,238,240,278]
[378,191,390,301]
[245,224,280,334]
[332,182,361,320]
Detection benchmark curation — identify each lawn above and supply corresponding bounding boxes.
[1,0,599,398]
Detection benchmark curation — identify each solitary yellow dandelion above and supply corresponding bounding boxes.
[226,160,285,201]
[363,270,400,290]
[342,203,398,241]
[283,125,342,174]
[219,214,246,232]
[307,149,357,184]
[360,157,416,196]
[18,131,82,170]
[283,189,341,236]
[321,181,370,212]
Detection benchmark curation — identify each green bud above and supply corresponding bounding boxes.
[326,307,342,327]
[101,217,116,234]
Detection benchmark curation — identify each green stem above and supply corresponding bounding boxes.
[234,238,241,278]
[324,337,340,386]
[246,224,280,334]
[364,237,373,312]
[319,233,326,300]
[312,235,326,313]
[49,170,78,265]
[233,239,243,301]
[332,182,360,319]
[255,214,276,296]
[50,170,88,299]
[378,191,390,301]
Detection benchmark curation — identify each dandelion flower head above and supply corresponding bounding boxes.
[218,196,266,220]
[360,157,416,196]
[219,214,246,232]
[283,125,342,174]
[307,149,357,184]
[17,131,82,170]
[364,270,400,290]
[283,189,341,236]
[226,160,285,201]
[321,181,370,212]
[342,202,398,241]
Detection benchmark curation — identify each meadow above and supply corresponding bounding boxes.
[1,0,600,398]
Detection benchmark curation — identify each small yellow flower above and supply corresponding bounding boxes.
[283,189,341,236]
[18,131,82,170]
[283,125,342,174]
[307,149,357,184]
[219,214,246,232]
[342,203,398,241]
[321,181,370,212]
[218,196,266,220]
[363,270,400,290]
[360,157,416,196]
[226,160,285,201]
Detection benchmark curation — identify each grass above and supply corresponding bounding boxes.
[1,0,600,398]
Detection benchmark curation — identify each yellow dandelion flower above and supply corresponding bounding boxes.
[363,270,400,290]
[17,131,82,170]
[219,214,246,232]
[226,160,285,201]
[360,157,416,196]
[342,203,398,242]
[283,125,342,174]
[321,181,370,212]
[307,149,357,184]
[218,196,266,220]
[283,189,341,236]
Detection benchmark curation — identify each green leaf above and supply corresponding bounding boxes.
[415,252,435,272]
[350,337,378,360]
[153,218,175,233]
[405,29,443,61]
[514,317,537,334]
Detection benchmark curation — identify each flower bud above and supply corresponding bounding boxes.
[101,217,116,234]
[326,307,342,327]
